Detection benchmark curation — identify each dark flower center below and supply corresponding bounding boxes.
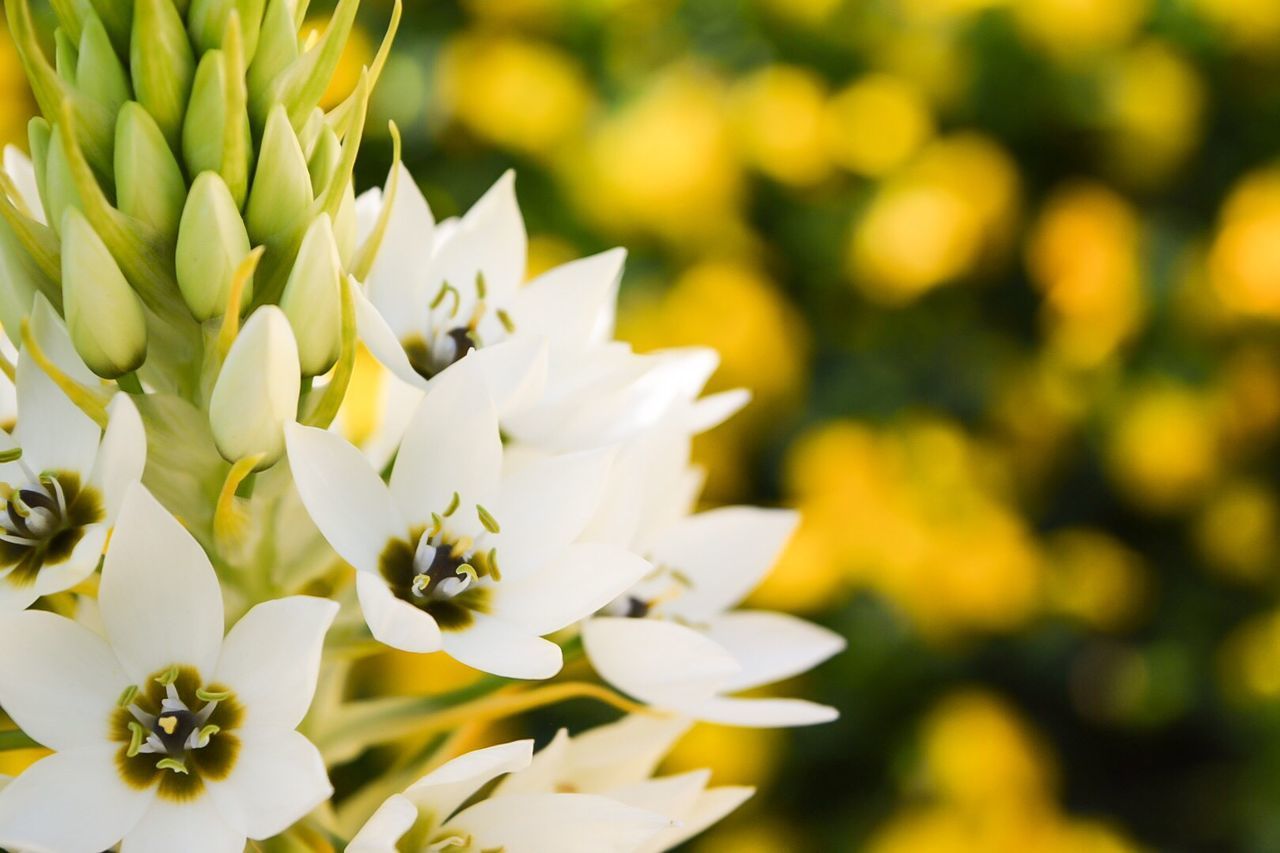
[403,328,477,381]
[0,470,103,588]
[379,526,495,631]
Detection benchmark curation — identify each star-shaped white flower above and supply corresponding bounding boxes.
[0,295,145,610]
[347,737,672,853]
[492,715,754,853]
[0,485,337,853]
[287,354,652,679]
[353,166,746,452]
[582,435,845,726]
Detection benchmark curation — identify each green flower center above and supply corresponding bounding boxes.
[0,469,103,588]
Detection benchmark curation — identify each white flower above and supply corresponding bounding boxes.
[492,715,754,853]
[347,737,672,853]
[354,167,743,452]
[0,295,145,610]
[287,353,652,679]
[582,434,845,727]
[0,485,337,853]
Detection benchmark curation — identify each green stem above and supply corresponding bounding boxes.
[117,371,144,393]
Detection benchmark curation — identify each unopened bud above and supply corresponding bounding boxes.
[60,208,148,378]
[76,14,130,117]
[280,215,342,376]
[130,0,196,151]
[42,124,83,236]
[189,0,265,61]
[246,104,313,243]
[183,50,230,180]
[176,172,253,321]
[210,305,300,468]
[116,102,186,240]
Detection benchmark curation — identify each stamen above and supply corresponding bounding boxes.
[42,474,67,519]
[476,504,500,534]
[430,512,445,536]
[455,563,478,585]
[487,548,502,582]
[496,309,516,334]
[442,491,460,517]
[126,721,146,758]
[155,665,180,687]
[475,271,487,299]
[155,757,188,774]
[195,687,232,702]
[430,282,461,317]
[411,573,430,596]
[0,532,40,547]
[0,448,21,463]
[117,685,138,708]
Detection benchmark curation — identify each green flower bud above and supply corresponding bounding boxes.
[184,49,229,178]
[26,117,51,222]
[60,207,148,378]
[76,13,130,117]
[87,0,133,55]
[250,0,359,130]
[116,102,186,240]
[246,0,297,106]
[43,123,83,237]
[49,0,93,43]
[280,214,341,377]
[177,172,253,321]
[188,0,264,61]
[0,218,42,340]
[209,304,299,468]
[54,29,78,85]
[130,0,195,151]
[246,104,313,243]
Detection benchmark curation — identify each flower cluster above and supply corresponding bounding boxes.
[0,1,842,851]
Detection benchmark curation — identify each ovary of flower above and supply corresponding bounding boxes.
[286,353,653,679]
[0,296,145,610]
[0,484,338,853]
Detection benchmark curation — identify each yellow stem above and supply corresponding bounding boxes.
[407,681,656,738]
[215,246,266,360]
[213,452,266,550]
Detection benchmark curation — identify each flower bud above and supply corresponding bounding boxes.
[26,118,50,217]
[177,172,254,321]
[130,0,196,150]
[189,0,265,61]
[246,104,313,243]
[210,305,300,468]
[280,215,342,377]
[183,50,230,179]
[0,219,42,341]
[246,0,298,104]
[76,14,130,117]
[116,102,186,240]
[42,123,83,236]
[54,29,78,85]
[60,208,148,378]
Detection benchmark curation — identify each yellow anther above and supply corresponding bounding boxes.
[158,715,179,735]
[197,724,220,743]
[475,271,487,300]
[412,573,430,595]
[155,665,180,686]
[156,757,188,775]
[196,687,232,702]
[442,491,460,517]
[126,721,145,758]
[430,513,444,536]
[117,685,138,708]
[450,537,473,558]
[0,448,22,464]
[476,504,500,534]
[455,563,478,585]
[487,548,502,582]
[496,309,516,334]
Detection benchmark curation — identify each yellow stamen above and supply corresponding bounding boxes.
[214,452,267,551]
[215,247,266,361]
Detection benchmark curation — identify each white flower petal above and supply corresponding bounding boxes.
[31,521,107,596]
[365,164,435,341]
[285,422,408,575]
[687,388,751,434]
[441,613,562,679]
[555,715,692,792]
[679,695,839,728]
[89,393,147,523]
[353,286,430,391]
[652,507,800,621]
[0,577,39,611]
[489,448,614,581]
[404,739,533,822]
[706,611,845,693]
[389,356,501,524]
[16,296,100,476]
[491,729,571,797]
[607,769,710,828]
[450,170,526,303]
[644,785,754,853]
[121,795,243,853]
[356,572,442,653]
[492,543,652,636]
[450,792,669,853]
[0,746,153,853]
[205,728,332,840]
[4,146,44,225]
[98,484,224,682]
[466,337,548,418]
[582,617,739,708]
[510,247,626,349]
[347,793,418,853]
[0,610,127,750]
[214,596,338,730]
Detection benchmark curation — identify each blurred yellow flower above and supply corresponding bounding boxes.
[1219,608,1280,702]
[1105,382,1219,514]
[782,418,1043,639]
[438,33,593,159]
[663,723,783,788]
[1194,481,1278,584]
[1025,182,1145,367]
[1209,168,1280,319]
[309,19,373,110]
[566,66,744,246]
[825,73,934,178]
[1217,344,1280,452]
[0,26,31,148]
[850,134,1019,305]
[730,65,832,187]
[1044,529,1149,632]
[695,819,801,853]
[749,504,849,614]
[1011,0,1150,58]
[1194,0,1280,57]
[1101,40,1204,188]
